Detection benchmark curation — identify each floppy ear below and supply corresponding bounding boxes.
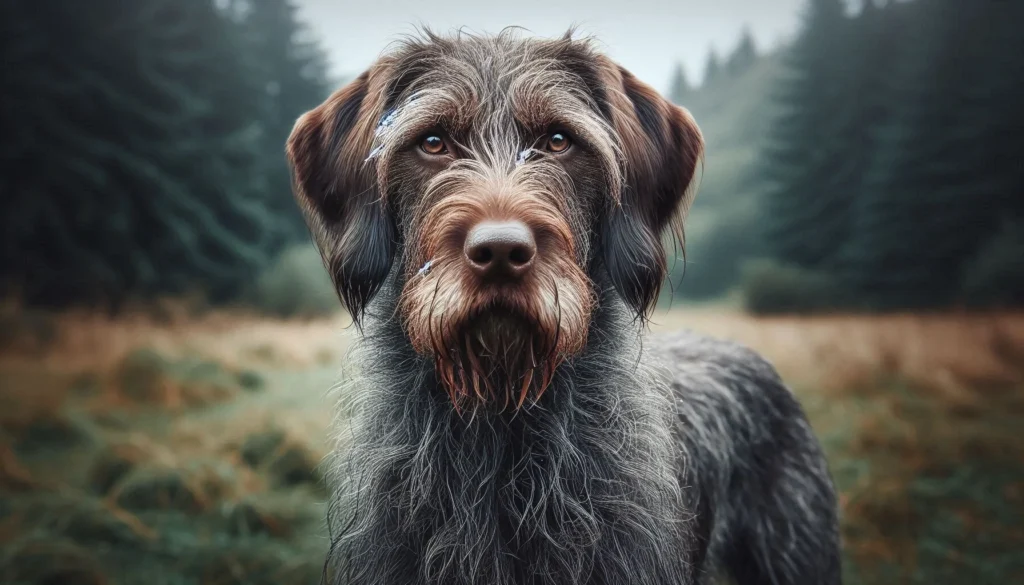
[286,68,396,322]
[598,61,704,318]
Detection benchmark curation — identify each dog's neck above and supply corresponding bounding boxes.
[326,282,695,585]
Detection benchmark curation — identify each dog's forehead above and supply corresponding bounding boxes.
[384,34,607,130]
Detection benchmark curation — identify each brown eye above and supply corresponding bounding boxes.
[546,131,571,153]
[421,135,447,155]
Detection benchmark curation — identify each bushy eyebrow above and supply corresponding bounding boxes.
[507,82,623,201]
[367,87,476,195]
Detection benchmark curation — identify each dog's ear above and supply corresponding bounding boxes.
[598,61,704,318]
[286,68,395,322]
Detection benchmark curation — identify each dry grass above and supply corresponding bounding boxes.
[0,308,338,585]
[650,309,1024,583]
[18,305,1021,388]
[0,304,352,373]
[1,307,1022,584]
[651,309,1024,392]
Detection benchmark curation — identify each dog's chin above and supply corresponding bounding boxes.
[435,306,560,411]
[463,308,535,358]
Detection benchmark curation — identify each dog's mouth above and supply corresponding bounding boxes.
[436,306,559,411]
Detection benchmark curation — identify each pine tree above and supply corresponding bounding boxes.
[752,0,1024,311]
[843,0,1024,308]
[703,49,723,86]
[726,28,758,77]
[760,0,852,272]
[0,0,282,308]
[667,62,691,104]
[234,0,332,242]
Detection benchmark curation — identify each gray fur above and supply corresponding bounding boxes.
[325,282,841,585]
[292,30,842,585]
[655,332,842,583]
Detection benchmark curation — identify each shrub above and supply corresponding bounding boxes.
[247,245,339,318]
[741,258,847,314]
[960,221,1024,308]
[670,205,762,301]
[115,348,239,407]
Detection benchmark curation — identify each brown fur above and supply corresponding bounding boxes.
[286,30,703,411]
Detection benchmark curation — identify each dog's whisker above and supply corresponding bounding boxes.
[464,333,486,401]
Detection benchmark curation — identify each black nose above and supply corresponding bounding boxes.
[464,221,536,281]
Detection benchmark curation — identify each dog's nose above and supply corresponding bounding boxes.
[464,221,536,281]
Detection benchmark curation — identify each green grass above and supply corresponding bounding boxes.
[802,378,1024,584]
[0,348,336,585]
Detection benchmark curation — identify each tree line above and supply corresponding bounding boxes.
[4,0,1021,314]
[669,28,759,104]
[0,0,331,309]
[748,0,1024,312]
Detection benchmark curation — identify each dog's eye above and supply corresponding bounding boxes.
[421,135,448,155]
[545,131,571,153]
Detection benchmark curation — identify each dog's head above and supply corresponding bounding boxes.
[288,31,703,409]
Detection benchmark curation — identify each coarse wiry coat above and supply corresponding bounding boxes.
[287,30,842,585]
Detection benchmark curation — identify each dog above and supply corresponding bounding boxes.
[287,30,842,585]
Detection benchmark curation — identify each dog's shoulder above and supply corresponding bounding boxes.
[647,330,820,483]
[647,329,783,388]
[646,329,808,425]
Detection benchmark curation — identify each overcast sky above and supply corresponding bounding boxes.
[294,0,805,93]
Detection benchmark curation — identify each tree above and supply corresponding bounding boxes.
[842,0,1024,308]
[667,62,691,104]
[234,0,332,242]
[703,49,723,86]
[759,0,852,271]
[725,28,758,77]
[0,0,284,308]
[749,0,1024,312]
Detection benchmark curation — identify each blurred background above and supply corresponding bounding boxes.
[0,0,1021,583]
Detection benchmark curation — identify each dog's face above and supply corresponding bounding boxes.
[288,32,703,409]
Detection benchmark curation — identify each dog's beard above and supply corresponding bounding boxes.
[434,308,560,411]
[400,258,593,411]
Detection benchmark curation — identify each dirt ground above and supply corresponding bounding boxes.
[1,307,1022,584]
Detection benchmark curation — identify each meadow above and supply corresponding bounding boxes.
[1,306,1022,584]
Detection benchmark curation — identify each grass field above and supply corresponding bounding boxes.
[1,306,1022,584]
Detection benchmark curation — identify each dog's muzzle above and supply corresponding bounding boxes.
[400,180,593,411]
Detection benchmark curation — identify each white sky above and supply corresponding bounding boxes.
[294,0,805,93]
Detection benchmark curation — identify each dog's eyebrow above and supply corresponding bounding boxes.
[509,94,623,200]
[364,91,456,164]
[365,92,427,162]
[366,89,472,195]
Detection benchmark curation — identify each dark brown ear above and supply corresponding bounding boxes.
[286,68,395,322]
[598,61,704,318]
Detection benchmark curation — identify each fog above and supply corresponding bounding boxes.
[295,0,804,90]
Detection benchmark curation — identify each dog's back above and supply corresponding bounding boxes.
[653,331,842,584]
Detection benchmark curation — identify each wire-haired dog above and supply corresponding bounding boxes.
[287,30,841,585]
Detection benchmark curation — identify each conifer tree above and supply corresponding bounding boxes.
[726,28,758,77]
[752,0,1024,312]
[235,0,332,241]
[668,62,691,104]
[0,0,282,307]
[703,49,723,86]
[760,0,851,271]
